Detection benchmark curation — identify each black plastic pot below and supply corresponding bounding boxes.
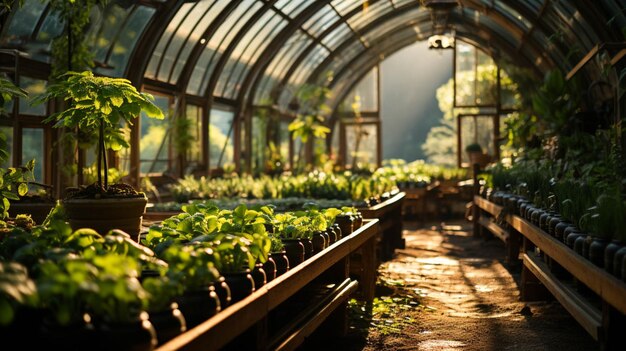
[270,251,289,277]
[262,256,277,283]
[604,240,623,275]
[282,239,305,267]
[175,287,220,328]
[223,270,255,304]
[588,236,609,267]
[149,303,187,345]
[251,263,267,290]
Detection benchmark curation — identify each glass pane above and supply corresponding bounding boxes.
[459,116,494,166]
[302,5,337,37]
[279,121,290,169]
[160,1,214,82]
[19,77,46,116]
[455,42,476,106]
[321,22,352,50]
[2,2,47,43]
[251,113,268,174]
[200,0,261,96]
[0,126,13,169]
[171,1,229,84]
[346,123,378,168]
[140,94,171,174]
[209,108,234,168]
[101,6,155,77]
[341,66,378,112]
[145,3,194,79]
[22,128,44,182]
[276,0,313,18]
[92,5,127,64]
[346,0,393,32]
[185,104,203,165]
[217,10,287,99]
[332,0,361,16]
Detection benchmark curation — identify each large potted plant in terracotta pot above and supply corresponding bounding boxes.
[35,71,163,241]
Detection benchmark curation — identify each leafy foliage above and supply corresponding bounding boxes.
[36,71,164,190]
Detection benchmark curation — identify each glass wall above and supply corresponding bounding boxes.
[139,93,172,175]
[209,106,234,170]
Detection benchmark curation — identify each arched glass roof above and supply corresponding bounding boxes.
[2,0,625,113]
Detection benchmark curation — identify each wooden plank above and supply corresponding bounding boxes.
[473,195,503,217]
[156,219,379,351]
[509,215,626,315]
[478,217,509,243]
[360,191,406,217]
[523,253,602,340]
[156,290,269,351]
[274,280,359,351]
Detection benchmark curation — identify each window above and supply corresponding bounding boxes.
[139,93,172,174]
[209,106,234,169]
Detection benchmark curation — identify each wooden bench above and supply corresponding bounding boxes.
[155,219,380,351]
[473,195,626,350]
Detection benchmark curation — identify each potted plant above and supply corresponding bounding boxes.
[35,71,164,241]
[159,243,223,327]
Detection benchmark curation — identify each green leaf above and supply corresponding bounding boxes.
[17,183,28,197]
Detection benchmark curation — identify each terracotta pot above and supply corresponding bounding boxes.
[9,202,56,224]
[222,270,255,304]
[63,195,148,242]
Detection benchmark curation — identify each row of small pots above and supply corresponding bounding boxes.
[486,191,626,282]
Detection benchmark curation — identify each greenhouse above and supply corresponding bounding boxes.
[0,0,625,350]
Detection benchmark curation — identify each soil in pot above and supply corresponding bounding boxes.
[63,183,148,241]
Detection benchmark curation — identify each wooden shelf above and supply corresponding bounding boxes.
[478,216,509,243]
[156,219,380,351]
[474,195,503,218]
[473,195,626,349]
[508,215,626,315]
[523,252,602,340]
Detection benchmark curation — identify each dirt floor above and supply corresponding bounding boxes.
[300,219,599,351]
